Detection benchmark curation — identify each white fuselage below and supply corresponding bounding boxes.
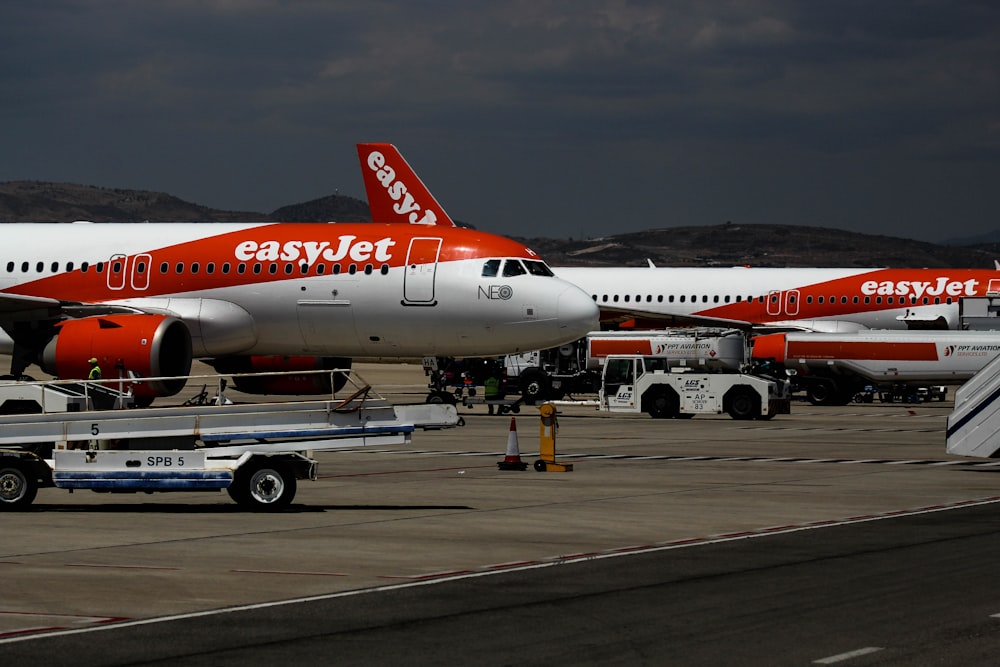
[554,266,1000,331]
[0,222,599,359]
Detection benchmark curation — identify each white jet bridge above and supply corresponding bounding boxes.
[0,369,458,510]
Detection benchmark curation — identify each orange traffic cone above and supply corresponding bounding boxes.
[497,416,528,471]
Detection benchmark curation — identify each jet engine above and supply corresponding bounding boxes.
[41,315,193,398]
[204,356,353,395]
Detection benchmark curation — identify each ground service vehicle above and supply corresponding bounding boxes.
[504,328,748,404]
[0,369,457,510]
[599,354,791,419]
[750,329,1000,405]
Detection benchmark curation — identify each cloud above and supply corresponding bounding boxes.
[1,1,998,243]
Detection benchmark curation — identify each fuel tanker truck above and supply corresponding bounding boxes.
[750,330,1000,405]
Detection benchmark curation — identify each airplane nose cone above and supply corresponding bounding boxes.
[557,285,600,340]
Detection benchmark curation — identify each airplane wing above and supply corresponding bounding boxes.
[0,292,142,318]
[597,305,755,330]
[0,292,65,315]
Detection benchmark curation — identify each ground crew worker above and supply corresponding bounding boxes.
[484,375,500,399]
[88,357,101,381]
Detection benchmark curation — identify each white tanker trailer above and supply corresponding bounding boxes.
[751,330,1000,405]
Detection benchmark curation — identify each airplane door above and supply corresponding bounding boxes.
[766,290,782,317]
[107,254,128,290]
[403,237,441,306]
[130,253,152,291]
[784,289,800,316]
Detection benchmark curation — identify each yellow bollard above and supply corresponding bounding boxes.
[534,402,573,472]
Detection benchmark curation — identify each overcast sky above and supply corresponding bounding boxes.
[3,1,998,243]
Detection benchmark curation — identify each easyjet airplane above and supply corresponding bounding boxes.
[358,144,999,334]
[0,146,599,403]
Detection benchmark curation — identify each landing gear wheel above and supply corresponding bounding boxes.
[533,459,547,472]
[0,463,38,510]
[229,460,296,510]
[520,370,549,405]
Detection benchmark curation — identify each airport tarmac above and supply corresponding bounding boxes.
[2,362,999,656]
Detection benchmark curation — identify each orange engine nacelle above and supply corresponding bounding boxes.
[41,315,193,397]
[205,356,352,395]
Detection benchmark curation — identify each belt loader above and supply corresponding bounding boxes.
[0,370,457,511]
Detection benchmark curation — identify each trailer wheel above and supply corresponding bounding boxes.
[231,460,296,510]
[725,387,760,420]
[0,462,38,510]
[806,380,850,406]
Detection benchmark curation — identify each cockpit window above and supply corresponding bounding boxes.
[481,259,501,277]
[524,260,554,277]
[502,260,527,277]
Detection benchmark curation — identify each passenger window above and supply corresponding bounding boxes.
[481,259,501,277]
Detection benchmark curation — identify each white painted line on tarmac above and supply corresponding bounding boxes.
[813,646,884,664]
[3,497,999,646]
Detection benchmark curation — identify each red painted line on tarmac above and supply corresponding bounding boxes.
[658,538,708,546]
[319,464,494,479]
[487,561,541,570]
[64,563,180,571]
[0,626,65,638]
[379,570,475,580]
[0,611,128,639]
[231,569,348,577]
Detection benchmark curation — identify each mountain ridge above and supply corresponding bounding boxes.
[1,180,994,269]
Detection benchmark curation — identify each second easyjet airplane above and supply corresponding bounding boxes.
[0,145,598,402]
[358,144,998,333]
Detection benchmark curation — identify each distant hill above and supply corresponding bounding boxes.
[518,223,1000,269]
[0,181,368,223]
[1,181,995,269]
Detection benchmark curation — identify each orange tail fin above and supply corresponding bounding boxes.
[356,143,456,226]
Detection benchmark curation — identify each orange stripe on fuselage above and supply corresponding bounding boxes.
[784,340,940,361]
[3,223,540,303]
[695,268,997,324]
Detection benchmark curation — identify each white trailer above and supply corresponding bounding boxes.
[599,354,791,420]
[0,371,458,510]
[751,329,1000,405]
